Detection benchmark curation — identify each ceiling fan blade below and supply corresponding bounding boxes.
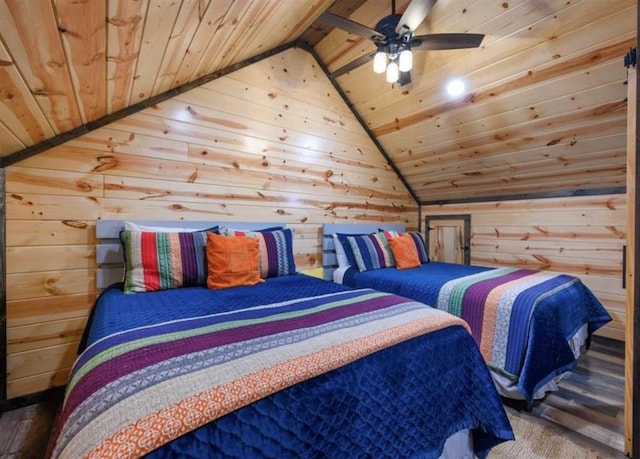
[410,33,484,50]
[329,51,377,79]
[319,12,384,41]
[399,70,412,86]
[395,0,437,34]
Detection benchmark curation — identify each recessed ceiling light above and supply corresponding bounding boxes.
[446,79,466,97]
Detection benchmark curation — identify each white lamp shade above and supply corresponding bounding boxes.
[373,51,387,74]
[399,49,413,72]
[386,61,399,83]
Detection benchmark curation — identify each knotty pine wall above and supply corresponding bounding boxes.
[423,194,626,341]
[3,47,418,399]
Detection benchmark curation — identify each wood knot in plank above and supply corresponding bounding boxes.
[532,255,551,269]
[606,226,625,238]
[534,226,549,236]
[76,181,93,192]
[63,220,88,229]
[591,100,627,116]
[47,60,65,69]
[93,156,118,172]
[44,277,65,296]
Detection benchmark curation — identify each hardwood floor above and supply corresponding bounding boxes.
[0,389,62,459]
[503,335,628,458]
[0,336,628,459]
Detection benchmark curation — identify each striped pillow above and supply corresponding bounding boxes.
[120,230,208,293]
[335,232,367,268]
[381,230,430,264]
[346,232,395,272]
[222,227,296,278]
[411,232,429,263]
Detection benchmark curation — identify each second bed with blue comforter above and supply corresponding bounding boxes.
[339,262,612,404]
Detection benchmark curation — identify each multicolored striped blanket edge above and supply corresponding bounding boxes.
[436,267,579,377]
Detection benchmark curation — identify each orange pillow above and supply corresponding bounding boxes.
[388,234,421,269]
[206,232,264,289]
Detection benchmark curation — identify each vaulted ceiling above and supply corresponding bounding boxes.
[0,0,635,204]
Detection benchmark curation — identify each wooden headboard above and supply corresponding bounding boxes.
[96,220,283,289]
[321,223,405,282]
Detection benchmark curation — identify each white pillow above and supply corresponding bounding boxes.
[333,233,350,268]
[332,266,351,284]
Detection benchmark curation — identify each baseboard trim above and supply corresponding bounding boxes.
[0,386,65,413]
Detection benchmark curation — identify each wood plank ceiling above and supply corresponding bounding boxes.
[0,0,635,204]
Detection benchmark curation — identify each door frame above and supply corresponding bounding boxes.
[628,40,640,459]
[424,214,471,265]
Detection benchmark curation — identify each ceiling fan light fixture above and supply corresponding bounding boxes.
[321,0,485,85]
[398,48,413,72]
[386,61,399,83]
[373,50,387,73]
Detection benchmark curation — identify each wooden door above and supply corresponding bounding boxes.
[425,214,470,265]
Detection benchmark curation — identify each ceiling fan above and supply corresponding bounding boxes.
[320,0,484,86]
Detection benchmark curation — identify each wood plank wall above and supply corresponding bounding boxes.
[422,194,626,341]
[2,47,418,399]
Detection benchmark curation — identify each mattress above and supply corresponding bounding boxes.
[51,274,513,458]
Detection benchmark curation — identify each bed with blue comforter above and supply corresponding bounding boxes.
[49,274,513,459]
[337,262,612,404]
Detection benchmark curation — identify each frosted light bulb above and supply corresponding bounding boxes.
[386,61,399,83]
[398,49,412,72]
[373,51,387,74]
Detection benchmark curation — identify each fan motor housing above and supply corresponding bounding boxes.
[374,14,402,40]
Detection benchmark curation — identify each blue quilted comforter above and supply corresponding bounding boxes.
[55,274,512,458]
[341,262,612,403]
